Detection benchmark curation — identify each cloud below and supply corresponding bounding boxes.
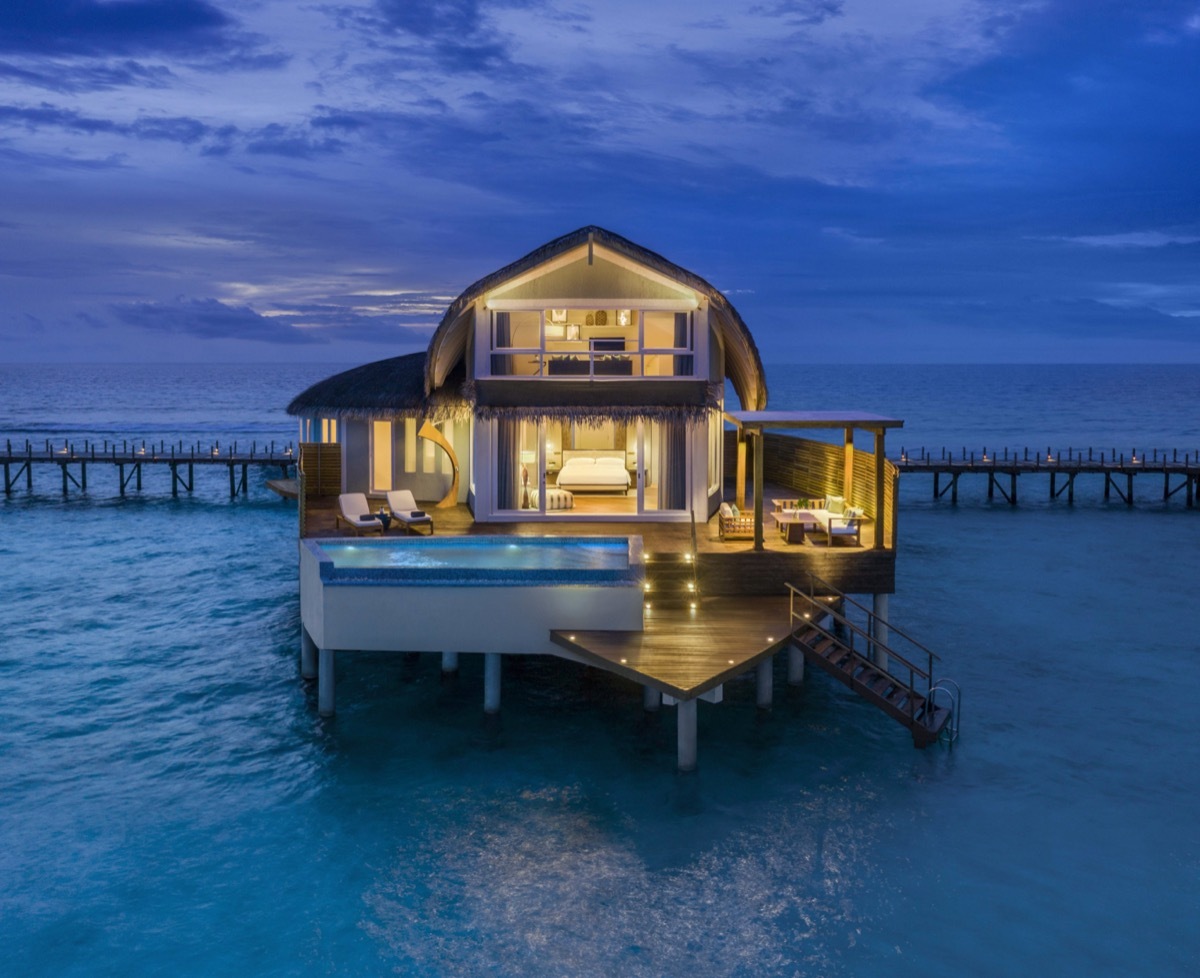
[821,226,885,246]
[244,123,345,159]
[0,0,287,74]
[748,1,844,27]
[0,102,212,145]
[1051,230,1200,248]
[0,0,230,58]
[0,103,350,157]
[112,297,324,344]
[0,58,175,93]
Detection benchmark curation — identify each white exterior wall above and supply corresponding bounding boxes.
[300,545,643,654]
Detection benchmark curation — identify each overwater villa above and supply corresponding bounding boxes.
[288,226,954,769]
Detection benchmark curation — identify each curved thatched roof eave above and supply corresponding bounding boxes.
[425,226,768,410]
[286,352,470,422]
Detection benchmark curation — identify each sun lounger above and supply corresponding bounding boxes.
[337,492,383,534]
[385,489,434,535]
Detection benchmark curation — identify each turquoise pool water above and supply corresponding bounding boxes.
[319,536,632,572]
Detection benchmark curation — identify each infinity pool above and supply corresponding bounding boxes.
[300,535,645,655]
[318,536,633,576]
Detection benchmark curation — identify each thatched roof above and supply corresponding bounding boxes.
[286,352,469,421]
[425,226,768,410]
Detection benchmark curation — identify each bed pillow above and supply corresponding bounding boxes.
[596,457,625,466]
[565,457,595,465]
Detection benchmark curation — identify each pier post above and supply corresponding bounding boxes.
[872,593,890,672]
[756,656,773,709]
[483,653,501,714]
[318,648,335,716]
[643,685,661,711]
[677,698,698,772]
[300,629,318,680]
[788,646,806,685]
[441,651,459,675]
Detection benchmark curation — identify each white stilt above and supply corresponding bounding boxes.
[318,648,335,717]
[643,685,661,711]
[788,645,805,685]
[483,653,501,714]
[873,593,890,671]
[442,651,459,675]
[756,656,774,708]
[677,698,698,771]
[300,628,317,680]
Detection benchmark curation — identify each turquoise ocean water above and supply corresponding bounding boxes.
[1,363,1197,976]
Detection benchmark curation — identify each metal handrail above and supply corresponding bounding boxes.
[787,583,933,719]
[929,678,961,743]
[808,572,941,665]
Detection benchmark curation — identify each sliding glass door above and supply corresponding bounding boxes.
[496,417,688,518]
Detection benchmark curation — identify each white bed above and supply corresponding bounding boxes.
[555,452,632,494]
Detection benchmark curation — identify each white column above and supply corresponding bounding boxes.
[318,648,335,717]
[677,698,698,772]
[788,646,806,685]
[300,628,317,680]
[873,593,890,671]
[442,651,459,675]
[756,656,774,708]
[484,653,501,714]
[643,685,661,712]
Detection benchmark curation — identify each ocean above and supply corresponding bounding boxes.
[1,362,1197,977]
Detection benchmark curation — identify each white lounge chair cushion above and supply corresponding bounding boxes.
[386,490,433,524]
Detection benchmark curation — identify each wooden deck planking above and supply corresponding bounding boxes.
[300,486,895,596]
[551,596,794,699]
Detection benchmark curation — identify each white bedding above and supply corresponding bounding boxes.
[556,456,632,490]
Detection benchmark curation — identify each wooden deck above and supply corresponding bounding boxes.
[550,596,793,699]
[300,486,896,596]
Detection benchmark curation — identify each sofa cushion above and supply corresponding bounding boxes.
[719,502,734,519]
[826,495,845,515]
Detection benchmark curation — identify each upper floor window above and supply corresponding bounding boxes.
[489,308,694,379]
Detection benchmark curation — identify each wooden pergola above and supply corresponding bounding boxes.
[723,410,905,551]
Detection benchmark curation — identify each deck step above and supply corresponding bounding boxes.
[642,551,700,609]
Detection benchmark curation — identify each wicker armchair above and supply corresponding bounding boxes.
[718,502,755,540]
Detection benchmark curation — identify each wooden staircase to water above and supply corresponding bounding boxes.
[787,580,958,747]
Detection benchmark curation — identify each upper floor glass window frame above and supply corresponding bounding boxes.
[487,306,696,379]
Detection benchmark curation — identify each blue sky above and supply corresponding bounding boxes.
[2,0,1198,364]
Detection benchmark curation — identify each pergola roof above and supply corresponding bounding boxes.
[725,410,904,432]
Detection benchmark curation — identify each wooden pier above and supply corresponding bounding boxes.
[3,439,296,498]
[896,446,1200,507]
